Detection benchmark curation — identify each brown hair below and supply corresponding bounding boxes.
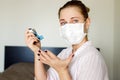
[58,0,90,20]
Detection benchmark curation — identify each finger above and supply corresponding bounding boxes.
[37,50,45,60]
[40,55,48,64]
[27,36,38,44]
[26,32,35,38]
[26,32,39,44]
[25,28,32,38]
[39,50,51,61]
[25,32,34,43]
[26,31,40,44]
[32,37,40,45]
[45,50,57,59]
[40,56,50,65]
[25,28,40,43]
[25,28,35,37]
[65,53,74,64]
[39,52,51,65]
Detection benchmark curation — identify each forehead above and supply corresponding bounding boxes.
[59,7,83,20]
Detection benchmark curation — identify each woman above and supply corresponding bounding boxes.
[25,0,109,80]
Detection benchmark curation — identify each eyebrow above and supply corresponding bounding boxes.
[59,19,65,22]
[59,17,81,21]
[71,17,80,19]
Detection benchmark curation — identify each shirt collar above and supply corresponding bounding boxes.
[71,41,92,57]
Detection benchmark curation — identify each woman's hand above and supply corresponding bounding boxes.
[25,28,41,53]
[38,49,74,73]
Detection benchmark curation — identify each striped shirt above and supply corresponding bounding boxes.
[47,41,109,80]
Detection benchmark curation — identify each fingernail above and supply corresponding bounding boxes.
[33,41,37,45]
[37,53,40,56]
[44,50,47,53]
[72,54,74,57]
[38,50,41,53]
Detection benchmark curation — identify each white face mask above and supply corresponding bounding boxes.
[60,23,87,45]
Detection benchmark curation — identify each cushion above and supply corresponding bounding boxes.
[0,62,34,80]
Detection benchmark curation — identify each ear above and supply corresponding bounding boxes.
[84,17,91,33]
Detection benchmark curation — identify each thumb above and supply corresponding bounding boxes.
[65,53,74,64]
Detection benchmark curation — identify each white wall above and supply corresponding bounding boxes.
[0,0,114,80]
[114,0,120,80]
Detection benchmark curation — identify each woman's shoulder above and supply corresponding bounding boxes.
[81,41,101,56]
[77,45,106,67]
[75,41,104,64]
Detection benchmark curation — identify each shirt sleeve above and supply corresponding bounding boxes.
[76,53,109,80]
[47,67,60,80]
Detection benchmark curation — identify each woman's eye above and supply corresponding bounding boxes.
[60,22,67,26]
[73,20,79,23]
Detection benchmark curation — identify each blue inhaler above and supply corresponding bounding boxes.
[28,28,44,40]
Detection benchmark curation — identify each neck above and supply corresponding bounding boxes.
[72,37,88,53]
